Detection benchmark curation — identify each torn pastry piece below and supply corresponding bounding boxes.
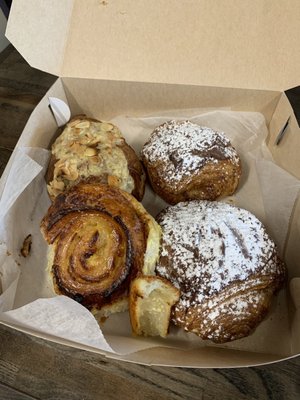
[20,234,32,257]
[129,275,180,337]
[156,200,286,343]
[46,116,145,201]
[141,120,241,204]
[41,182,161,317]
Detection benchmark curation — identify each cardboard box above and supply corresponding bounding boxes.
[1,0,300,367]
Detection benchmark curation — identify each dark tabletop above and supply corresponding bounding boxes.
[0,45,300,400]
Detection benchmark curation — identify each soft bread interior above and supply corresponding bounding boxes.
[129,276,180,337]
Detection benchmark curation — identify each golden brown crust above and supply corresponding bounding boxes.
[121,141,146,201]
[141,120,241,205]
[144,159,241,205]
[41,182,151,311]
[155,200,286,343]
[175,279,284,343]
[20,234,32,257]
[46,115,145,201]
[45,153,58,189]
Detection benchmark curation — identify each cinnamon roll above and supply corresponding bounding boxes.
[141,120,241,204]
[46,116,145,201]
[155,201,286,343]
[41,182,161,316]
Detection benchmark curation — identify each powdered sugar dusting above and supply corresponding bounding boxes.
[156,201,284,341]
[157,201,275,298]
[142,120,240,185]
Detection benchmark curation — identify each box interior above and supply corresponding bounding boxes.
[1,76,299,367]
[3,0,300,368]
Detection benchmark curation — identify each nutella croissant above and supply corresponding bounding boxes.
[155,201,286,343]
[141,120,241,204]
[46,116,145,201]
[41,181,161,316]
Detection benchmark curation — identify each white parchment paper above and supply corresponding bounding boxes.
[0,110,299,356]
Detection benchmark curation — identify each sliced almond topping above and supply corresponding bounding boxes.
[67,167,79,181]
[52,180,65,190]
[100,122,114,132]
[75,121,90,129]
[85,132,101,146]
[47,184,61,198]
[84,147,97,157]
[56,161,78,181]
[70,142,86,154]
[90,155,100,164]
[68,119,82,128]
[53,160,66,179]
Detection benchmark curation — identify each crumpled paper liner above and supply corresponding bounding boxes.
[0,110,299,356]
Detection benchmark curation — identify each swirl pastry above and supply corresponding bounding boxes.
[156,201,286,343]
[141,120,241,204]
[46,116,145,201]
[41,181,161,316]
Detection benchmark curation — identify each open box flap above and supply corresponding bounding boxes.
[6,0,300,91]
[6,0,74,77]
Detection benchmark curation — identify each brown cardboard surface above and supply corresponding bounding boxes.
[6,0,73,75]
[6,0,300,91]
[62,77,281,124]
[0,76,299,367]
[107,345,284,368]
[268,93,300,179]
[2,0,300,368]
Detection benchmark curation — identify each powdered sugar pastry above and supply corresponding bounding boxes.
[142,120,240,185]
[156,200,285,342]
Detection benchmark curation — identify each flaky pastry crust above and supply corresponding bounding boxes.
[142,120,241,204]
[41,182,161,315]
[156,201,286,343]
[46,116,145,201]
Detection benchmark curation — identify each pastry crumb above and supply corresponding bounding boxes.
[20,234,32,257]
